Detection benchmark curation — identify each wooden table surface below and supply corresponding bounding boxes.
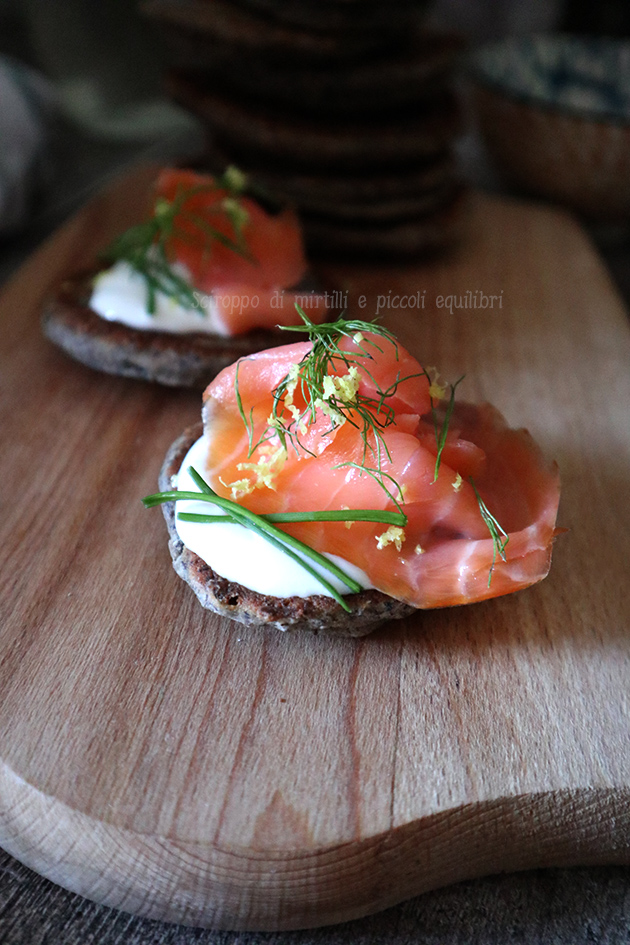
[1,167,630,936]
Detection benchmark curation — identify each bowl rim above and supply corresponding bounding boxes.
[469,33,630,128]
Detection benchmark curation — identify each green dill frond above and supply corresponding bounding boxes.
[233,309,468,517]
[421,369,465,482]
[99,166,251,315]
[469,478,510,587]
[333,461,406,515]
[230,309,425,510]
[268,309,406,476]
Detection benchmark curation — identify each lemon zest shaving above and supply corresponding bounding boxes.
[314,398,345,427]
[322,366,360,404]
[221,477,254,500]
[376,526,405,552]
[426,366,447,401]
[279,362,309,432]
[237,444,286,492]
[282,362,303,423]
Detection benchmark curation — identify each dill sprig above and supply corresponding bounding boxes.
[332,462,406,514]
[275,309,398,452]
[240,309,422,504]
[421,368,465,482]
[235,360,257,456]
[143,466,407,612]
[100,166,251,314]
[469,478,509,587]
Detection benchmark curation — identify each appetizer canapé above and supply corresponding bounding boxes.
[145,315,561,635]
[42,168,328,388]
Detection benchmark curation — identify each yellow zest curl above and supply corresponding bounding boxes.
[314,398,345,427]
[222,477,254,500]
[426,366,447,401]
[322,366,360,404]
[237,444,286,492]
[376,526,406,552]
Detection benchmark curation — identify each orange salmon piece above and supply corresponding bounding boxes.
[201,334,560,609]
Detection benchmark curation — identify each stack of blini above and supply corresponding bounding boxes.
[140,0,465,258]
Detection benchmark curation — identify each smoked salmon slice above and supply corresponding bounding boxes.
[201,326,560,610]
[153,169,328,334]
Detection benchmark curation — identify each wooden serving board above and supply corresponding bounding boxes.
[1,167,629,932]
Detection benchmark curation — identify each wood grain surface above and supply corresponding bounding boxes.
[0,167,629,932]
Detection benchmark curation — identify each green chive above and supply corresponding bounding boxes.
[143,462,375,605]
[177,508,406,525]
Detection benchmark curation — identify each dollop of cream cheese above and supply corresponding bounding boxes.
[174,434,372,599]
[90,261,230,336]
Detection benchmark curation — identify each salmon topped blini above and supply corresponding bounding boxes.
[42,168,329,388]
[145,315,561,632]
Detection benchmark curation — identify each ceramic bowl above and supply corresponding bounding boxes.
[471,35,630,220]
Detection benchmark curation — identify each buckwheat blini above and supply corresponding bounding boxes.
[144,316,561,635]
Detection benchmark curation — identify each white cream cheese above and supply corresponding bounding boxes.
[174,434,372,599]
[89,261,230,336]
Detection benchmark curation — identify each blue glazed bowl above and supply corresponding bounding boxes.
[471,35,630,220]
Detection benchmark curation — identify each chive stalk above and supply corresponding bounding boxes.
[143,466,406,610]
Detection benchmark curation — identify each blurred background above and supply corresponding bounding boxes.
[2,0,630,284]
